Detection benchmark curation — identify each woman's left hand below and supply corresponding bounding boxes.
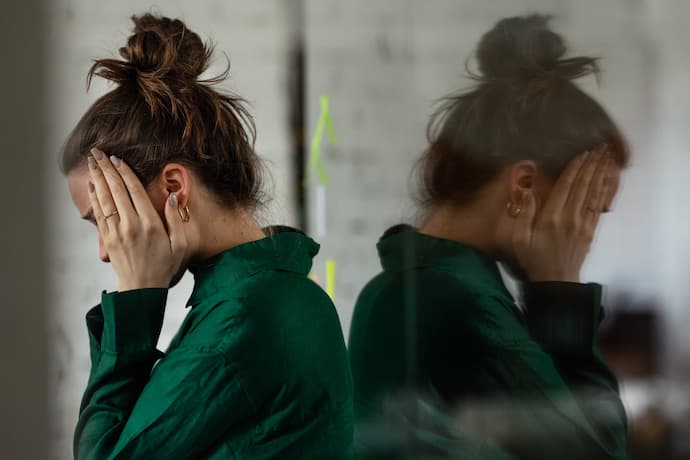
[87,148,188,292]
[512,146,614,283]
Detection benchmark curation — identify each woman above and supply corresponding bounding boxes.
[349,15,629,460]
[62,14,353,459]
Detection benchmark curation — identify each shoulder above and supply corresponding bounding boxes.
[354,267,487,317]
[200,269,333,320]
[179,269,337,348]
[217,270,350,396]
[351,266,522,347]
[242,270,337,324]
[350,268,486,350]
[216,269,344,355]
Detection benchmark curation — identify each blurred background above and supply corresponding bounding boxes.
[2,0,689,459]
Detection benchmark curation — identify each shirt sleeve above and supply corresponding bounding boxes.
[74,291,254,460]
[521,281,629,460]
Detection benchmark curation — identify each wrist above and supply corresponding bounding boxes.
[118,279,170,292]
[529,277,581,284]
[526,270,580,283]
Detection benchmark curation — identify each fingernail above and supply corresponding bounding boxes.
[110,155,121,168]
[521,190,530,201]
[88,181,94,193]
[90,148,104,160]
[87,156,96,170]
[169,192,178,207]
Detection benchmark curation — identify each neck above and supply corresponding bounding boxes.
[188,205,266,263]
[419,201,500,257]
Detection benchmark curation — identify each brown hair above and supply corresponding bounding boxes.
[418,14,629,208]
[61,14,264,210]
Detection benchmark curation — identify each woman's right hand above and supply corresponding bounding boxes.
[88,149,188,292]
[512,145,615,283]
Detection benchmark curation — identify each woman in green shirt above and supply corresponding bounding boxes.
[349,15,629,460]
[62,14,352,460]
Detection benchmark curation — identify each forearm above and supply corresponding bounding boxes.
[523,282,628,458]
[74,289,167,460]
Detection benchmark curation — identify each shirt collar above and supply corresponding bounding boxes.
[376,224,510,296]
[186,231,319,307]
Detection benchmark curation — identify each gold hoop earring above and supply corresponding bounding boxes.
[178,205,191,223]
[506,201,522,218]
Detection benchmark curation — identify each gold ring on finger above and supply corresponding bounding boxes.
[105,210,119,219]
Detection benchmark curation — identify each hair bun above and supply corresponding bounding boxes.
[476,14,595,81]
[118,14,210,80]
[88,14,211,90]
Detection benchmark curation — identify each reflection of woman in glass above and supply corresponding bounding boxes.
[349,15,628,460]
[62,14,352,459]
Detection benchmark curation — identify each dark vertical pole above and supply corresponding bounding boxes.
[287,0,308,231]
[0,0,50,459]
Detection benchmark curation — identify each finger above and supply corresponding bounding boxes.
[584,186,606,235]
[88,155,118,221]
[111,155,160,223]
[87,179,110,236]
[540,151,589,216]
[565,145,607,213]
[512,190,536,254]
[583,149,612,215]
[602,167,621,212]
[164,192,187,259]
[584,155,614,232]
[91,148,136,220]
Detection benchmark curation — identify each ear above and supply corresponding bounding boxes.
[159,163,191,207]
[507,160,537,204]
